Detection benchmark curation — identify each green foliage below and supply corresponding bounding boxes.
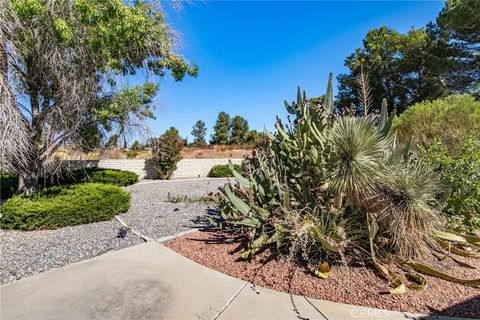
[393,95,480,152]
[1,173,18,199]
[433,0,480,95]
[337,0,480,112]
[191,120,207,146]
[57,168,138,187]
[207,164,242,178]
[82,168,138,186]
[164,126,180,138]
[337,27,444,113]
[4,0,198,191]
[214,76,447,274]
[230,116,249,145]
[0,183,131,230]
[423,138,480,232]
[150,130,183,179]
[211,112,231,145]
[11,0,46,19]
[0,168,138,200]
[130,140,143,150]
[126,150,137,158]
[245,130,266,146]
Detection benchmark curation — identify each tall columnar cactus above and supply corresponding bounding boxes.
[324,72,334,114]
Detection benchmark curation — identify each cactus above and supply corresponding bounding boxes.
[213,75,475,293]
[324,72,334,114]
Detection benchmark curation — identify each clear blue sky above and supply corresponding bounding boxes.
[140,1,444,143]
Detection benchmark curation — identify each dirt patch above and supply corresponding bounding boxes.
[166,230,480,318]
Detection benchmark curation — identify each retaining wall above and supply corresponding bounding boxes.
[66,158,243,179]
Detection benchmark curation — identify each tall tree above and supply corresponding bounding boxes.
[164,126,180,138]
[1,0,198,192]
[337,27,445,113]
[210,112,231,145]
[429,0,480,95]
[337,0,479,113]
[191,120,207,146]
[230,115,249,145]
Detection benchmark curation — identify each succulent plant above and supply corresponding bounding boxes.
[212,74,480,293]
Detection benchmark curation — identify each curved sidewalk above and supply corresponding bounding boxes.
[0,240,467,320]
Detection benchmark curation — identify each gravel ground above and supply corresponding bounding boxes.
[0,178,228,284]
[167,230,480,319]
[0,221,143,284]
[119,178,228,239]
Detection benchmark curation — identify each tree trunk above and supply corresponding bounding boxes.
[17,127,42,194]
[18,169,39,194]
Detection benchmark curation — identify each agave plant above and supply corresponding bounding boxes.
[212,74,480,293]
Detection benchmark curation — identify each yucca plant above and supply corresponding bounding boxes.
[212,74,480,293]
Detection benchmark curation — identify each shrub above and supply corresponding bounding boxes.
[0,183,131,230]
[126,150,138,159]
[211,81,479,293]
[1,173,18,200]
[423,138,480,232]
[149,133,183,179]
[207,164,242,177]
[393,95,480,152]
[59,168,138,186]
[83,168,138,186]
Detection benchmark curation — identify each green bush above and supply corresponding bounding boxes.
[149,133,183,179]
[0,168,137,200]
[59,168,138,186]
[0,183,131,230]
[83,168,138,186]
[1,173,18,199]
[423,138,480,232]
[393,95,480,152]
[207,164,242,177]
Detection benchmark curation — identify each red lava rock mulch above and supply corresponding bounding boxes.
[166,230,480,319]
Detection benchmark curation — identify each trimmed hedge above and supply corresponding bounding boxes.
[83,168,138,186]
[60,168,139,186]
[207,164,242,178]
[0,183,131,230]
[1,173,18,199]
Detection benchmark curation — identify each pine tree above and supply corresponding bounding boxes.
[230,115,249,145]
[210,112,231,145]
[191,120,207,146]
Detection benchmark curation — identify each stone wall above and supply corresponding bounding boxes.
[66,158,243,179]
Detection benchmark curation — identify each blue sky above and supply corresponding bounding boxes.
[140,1,444,142]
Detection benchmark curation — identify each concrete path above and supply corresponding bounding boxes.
[0,240,465,320]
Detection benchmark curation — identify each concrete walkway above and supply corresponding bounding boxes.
[0,240,465,320]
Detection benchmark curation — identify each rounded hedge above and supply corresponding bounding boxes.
[393,94,480,152]
[0,183,131,230]
[207,164,242,178]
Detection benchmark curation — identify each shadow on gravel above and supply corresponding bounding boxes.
[421,295,480,319]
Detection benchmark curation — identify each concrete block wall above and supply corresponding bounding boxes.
[97,159,149,178]
[171,158,243,179]
[66,158,243,179]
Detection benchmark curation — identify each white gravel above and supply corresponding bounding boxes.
[0,178,229,284]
